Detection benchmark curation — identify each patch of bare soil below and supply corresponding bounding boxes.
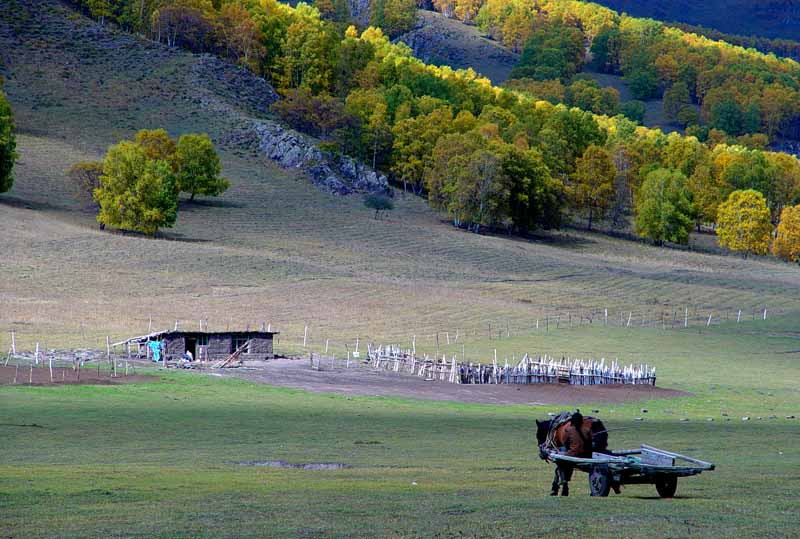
[221,358,687,405]
[0,365,155,386]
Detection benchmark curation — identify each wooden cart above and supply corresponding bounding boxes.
[547,444,715,497]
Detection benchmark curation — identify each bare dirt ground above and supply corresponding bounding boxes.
[220,358,687,405]
[0,365,154,386]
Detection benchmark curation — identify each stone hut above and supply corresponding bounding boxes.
[129,330,277,362]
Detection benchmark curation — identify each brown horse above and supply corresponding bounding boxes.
[536,412,609,496]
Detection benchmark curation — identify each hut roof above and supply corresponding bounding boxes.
[113,329,279,347]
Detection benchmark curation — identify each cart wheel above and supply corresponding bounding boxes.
[655,476,678,498]
[589,466,611,497]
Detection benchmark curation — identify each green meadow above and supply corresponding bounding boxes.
[2,322,798,539]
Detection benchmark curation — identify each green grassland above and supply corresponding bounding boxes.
[2,322,799,539]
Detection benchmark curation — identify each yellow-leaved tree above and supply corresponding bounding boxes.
[772,205,800,262]
[716,189,772,257]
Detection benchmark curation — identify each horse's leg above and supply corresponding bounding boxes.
[559,464,573,497]
[550,468,560,496]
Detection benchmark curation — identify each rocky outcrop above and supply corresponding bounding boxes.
[190,55,388,196]
[249,121,389,196]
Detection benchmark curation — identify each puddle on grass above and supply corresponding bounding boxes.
[237,460,349,470]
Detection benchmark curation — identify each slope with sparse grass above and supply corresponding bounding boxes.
[397,10,519,84]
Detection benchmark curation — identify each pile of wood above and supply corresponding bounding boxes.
[210,340,250,369]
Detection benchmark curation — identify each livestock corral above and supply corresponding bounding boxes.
[368,345,656,386]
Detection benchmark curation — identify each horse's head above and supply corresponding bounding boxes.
[535,419,552,459]
[535,419,551,445]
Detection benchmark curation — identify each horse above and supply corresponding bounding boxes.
[536,411,610,496]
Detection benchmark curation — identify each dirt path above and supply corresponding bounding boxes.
[0,365,155,386]
[220,358,687,405]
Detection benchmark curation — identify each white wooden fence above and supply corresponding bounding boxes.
[368,345,656,386]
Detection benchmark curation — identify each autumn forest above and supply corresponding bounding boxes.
[2,0,800,260]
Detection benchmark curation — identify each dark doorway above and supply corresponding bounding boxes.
[185,338,197,359]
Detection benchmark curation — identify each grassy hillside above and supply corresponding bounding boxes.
[397,10,519,84]
[2,0,800,352]
[593,0,800,41]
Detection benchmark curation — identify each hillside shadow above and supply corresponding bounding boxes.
[438,218,597,249]
[178,198,244,210]
[0,195,63,212]
[95,227,212,244]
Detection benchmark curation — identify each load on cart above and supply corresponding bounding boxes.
[536,411,714,497]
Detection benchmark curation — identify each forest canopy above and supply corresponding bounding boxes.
[68,0,800,249]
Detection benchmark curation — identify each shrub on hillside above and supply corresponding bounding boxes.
[364,192,394,219]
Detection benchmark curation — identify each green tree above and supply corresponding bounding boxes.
[716,189,772,257]
[444,148,510,228]
[380,0,417,36]
[501,144,562,231]
[0,89,17,194]
[710,99,744,136]
[662,82,691,121]
[392,106,454,194]
[619,100,645,124]
[676,106,700,127]
[625,69,659,100]
[687,163,728,230]
[87,0,111,24]
[174,134,229,201]
[589,27,621,74]
[345,89,392,170]
[569,144,616,230]
[634,168,694,245]
[94,141,178,235]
